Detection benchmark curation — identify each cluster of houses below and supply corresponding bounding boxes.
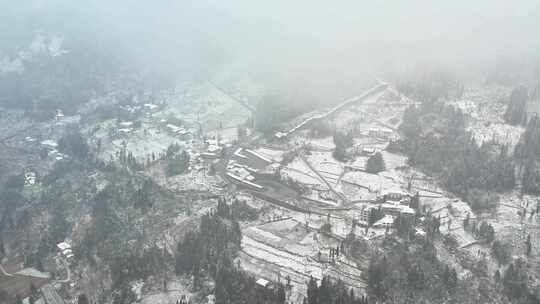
[24,171,37,186]
[366,127,395,140]
[120,102,160,115]
[55,109,65,121]
[200,139,223,159]
[225,148,268,190]
[56,241,74,262]
[117,121,135,135]
[112,102,164,136]
[356,188,416,228]
[166,123,191,139]
[39,139,68,161]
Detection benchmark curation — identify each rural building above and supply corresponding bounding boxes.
[381,188,411,205]
[381,202,415,218]
[373,214,395,228]
[56,242,74,260]
[256,278,271,289]
[368,127,395,140]
[355,204,379,226]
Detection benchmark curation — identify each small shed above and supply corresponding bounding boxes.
[256,278,271,288]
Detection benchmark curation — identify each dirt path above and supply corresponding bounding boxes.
[299,153,348,205]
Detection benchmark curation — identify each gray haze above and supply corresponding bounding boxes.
[2,0,540,91]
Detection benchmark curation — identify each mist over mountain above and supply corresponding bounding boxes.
[2,1,540,98]
[3,2,540,304]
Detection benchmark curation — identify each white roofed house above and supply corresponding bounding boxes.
[359,146,378,156]
[373,214,395,228]
[55,109,65,121]
[24,171,37,186]
[117,121,134,136]
[56,241,74,261]
[381,202,416,219]
[255,278,272,289]
[56,241,70,252]
[143,103,158,111]
[167,123,191,139]
[167,123,183,134]
[118,121,134,128]
[380,188,411,205]
[368,127,395,140]
[41,139,58,149]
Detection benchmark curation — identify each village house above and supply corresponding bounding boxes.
[166,123,191,139]
[357,204,378,226]
[380,188,412,205]
[380,202,415,218]
[368,127,395,140]
[255,278,272,289]
[56,241,74,260]
[55,109,65,121]
[24,171,37,186]
[373,214,395,229]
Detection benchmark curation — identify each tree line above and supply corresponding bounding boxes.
[399,100,515,211]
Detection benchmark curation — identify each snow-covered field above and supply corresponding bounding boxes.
[341,171,397,193]
[305,151,343,185]
[168,81,250,131]
[308,137,336,151]
[139,278,195,304]
[282,157,327,187]
[254,147,285,163]
[467,121,524,150]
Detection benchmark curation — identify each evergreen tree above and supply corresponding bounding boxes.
[58,130,89,159]
[504,86,528,125]
[365,152,386,174]
[526,234,532,256]
[78,294,90,304]
[307,276,318,304]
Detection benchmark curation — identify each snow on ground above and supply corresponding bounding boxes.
[332,89,388,125]
[216,127,238,144]
[333,109,364,130]
[131,280,144,300]
[259,218,299,232]
[245,227,283,243]
[467,121,524,150]
[140,278,194,304]
[242,236,324,280]
[341,171,397,193]
[96,121,188,162]
[487,192,540,252]
[303,192,340,207]
[347,156,368,170]
[308,137,336,151]
[282,157,327,187]
[341,183,377,202]
[15,268,50,279]
[124,128,185,160]
[168,81,250,131]
[254,147,285,162]
[305,151,343,185]
[306,151,342,175]
[166,169,222,192]
[380,151,407,170]
[450,85,510,123]
[352,136,388,152]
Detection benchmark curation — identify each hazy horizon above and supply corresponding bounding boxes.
[1,0,540,91]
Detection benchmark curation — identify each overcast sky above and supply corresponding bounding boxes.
[1,0,539,86]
